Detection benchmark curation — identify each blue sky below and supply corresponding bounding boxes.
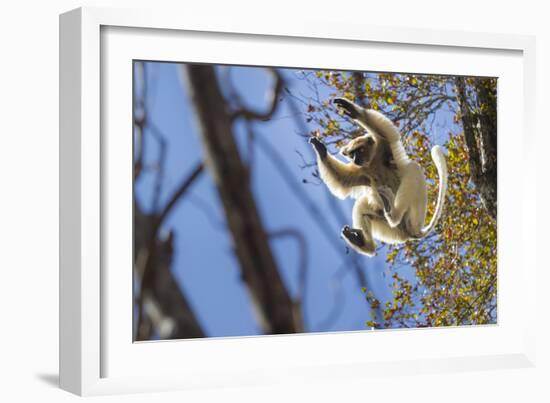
[134,62,447,338]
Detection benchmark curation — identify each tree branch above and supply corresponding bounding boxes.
[230,69,284,121]
[157,162,204,228]
[269,227,309,329]
[184,64,301,334]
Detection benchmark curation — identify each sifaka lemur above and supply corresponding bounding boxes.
[309,98,448,257]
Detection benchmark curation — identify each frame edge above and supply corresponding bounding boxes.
[59,7,83,396]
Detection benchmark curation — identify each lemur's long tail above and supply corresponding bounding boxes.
[420,145,448,235]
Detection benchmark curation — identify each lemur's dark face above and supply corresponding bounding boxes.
[341,134,376,167]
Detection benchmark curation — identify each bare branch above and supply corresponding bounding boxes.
[314,264,347,331]
[184,64,301,334]
[269,228,309,301]
[147,121,168,213]
[157,162,204,228]
[269,227,310,329]
[133,62,146,179]
[230,69,285,122]
[187,193,226,229]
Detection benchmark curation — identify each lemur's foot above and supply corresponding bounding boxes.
[377,186,394,213]
[308,137,327,159]
[333,98,365,121]
[341,225,365,247]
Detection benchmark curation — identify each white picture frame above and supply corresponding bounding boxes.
[60,6,537,396]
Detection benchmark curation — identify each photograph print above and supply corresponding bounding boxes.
[133,61,497,341]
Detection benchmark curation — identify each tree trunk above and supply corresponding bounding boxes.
[455,77,497,220]
[184,64,301,334]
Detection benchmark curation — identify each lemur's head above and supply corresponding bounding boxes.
[340,133,377,167]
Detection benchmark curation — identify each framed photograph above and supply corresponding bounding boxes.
[60,7,537,396]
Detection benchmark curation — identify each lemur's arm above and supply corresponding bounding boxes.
[333,98,409,166]
[309,137,371,200]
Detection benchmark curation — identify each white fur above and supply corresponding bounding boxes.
[312,101,448,256]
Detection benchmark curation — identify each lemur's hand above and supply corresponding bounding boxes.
[333,98,365,121]
[309,137,327,159]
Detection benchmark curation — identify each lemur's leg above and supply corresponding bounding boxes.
[380,161,426,230]
[380,178,413,229]
[377,186,395,213]
[309,137,371,200]
[341,195,379,256]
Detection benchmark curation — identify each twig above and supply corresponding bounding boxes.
[133,62,147,179]
[156,162,204,228]
[230,69,285,122]
[147,121,168,213]
[454,274,497,325]
[187,193,225,229]
[269,228,310,328]
[315,264,347,331]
